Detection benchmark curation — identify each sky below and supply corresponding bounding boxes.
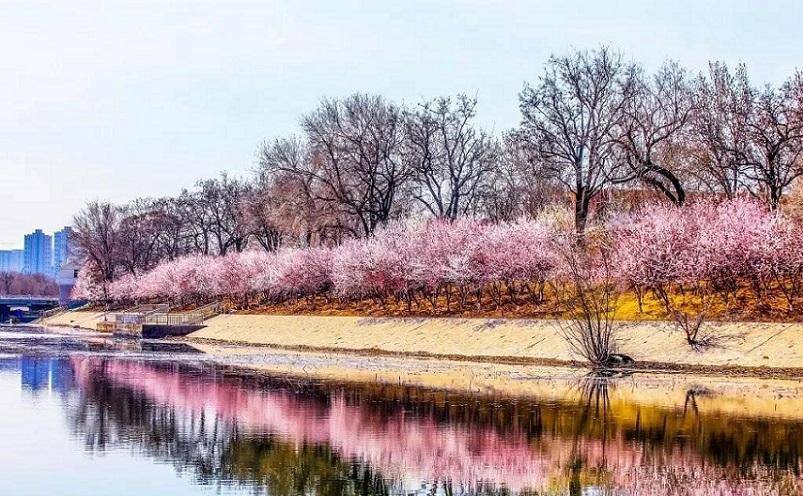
[1,0,802,248]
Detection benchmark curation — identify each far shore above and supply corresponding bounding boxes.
[39,310,803,379]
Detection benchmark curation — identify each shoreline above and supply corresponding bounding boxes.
[182,335,803,379]
[17,315,803,420]
[40,310,803,379]
[185,342,803,421]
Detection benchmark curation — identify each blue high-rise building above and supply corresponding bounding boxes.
[0,249,23,273]
[23,229,52,276]
[53,226,73,278]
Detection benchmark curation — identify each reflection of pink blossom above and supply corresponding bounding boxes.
[69,357,803,495]
[72,357,559,490]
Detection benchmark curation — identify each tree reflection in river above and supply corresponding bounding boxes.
[63,356,803,495]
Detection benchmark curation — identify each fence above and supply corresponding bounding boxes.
[104,301,221,330]
[141,302,221,326]
[104,304,169,324]
[38,306,64,320]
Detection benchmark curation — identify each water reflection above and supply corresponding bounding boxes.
[21,356,76,393]
[6,355,803,495]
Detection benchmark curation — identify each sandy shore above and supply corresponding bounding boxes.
[191,342,803,420]
[40,311,107,329]
[41,310,803,377]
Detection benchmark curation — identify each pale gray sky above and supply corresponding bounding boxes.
[1,0,802,247]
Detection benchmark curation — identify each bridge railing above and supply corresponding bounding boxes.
[0,295,60,303]
[141,301,221,326]
[105,304,170,324]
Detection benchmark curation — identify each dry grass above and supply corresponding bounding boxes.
[228,286,803,323]
[85,280,803,324]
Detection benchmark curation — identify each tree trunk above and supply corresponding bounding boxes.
[574,189,591,236]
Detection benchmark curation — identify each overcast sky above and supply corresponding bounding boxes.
[1,0,802,247]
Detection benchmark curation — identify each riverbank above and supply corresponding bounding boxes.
[39,311,107,329]
[41,310,803,377]
[193,343,803,421]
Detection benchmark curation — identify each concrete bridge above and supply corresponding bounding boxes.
[0,296,60,323]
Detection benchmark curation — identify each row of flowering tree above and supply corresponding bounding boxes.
[72,48,803,302]
[74,198,803,319]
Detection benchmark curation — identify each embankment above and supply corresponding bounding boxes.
[42,311,803,376]
[39,310,107,330]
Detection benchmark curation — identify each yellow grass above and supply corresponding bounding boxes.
[224,284,803,323]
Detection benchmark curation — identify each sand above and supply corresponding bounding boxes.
[39,310,107,329]
[187,314,803,370]
[42,311,803,375]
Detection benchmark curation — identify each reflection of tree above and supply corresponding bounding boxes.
[565,376,615,495]
[62,357,803,495]
[576,376,613,436]
[68,361,389,495]
[682,385,715,421]
[217,438,390,496]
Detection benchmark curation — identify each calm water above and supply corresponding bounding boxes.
[0,330,802,495]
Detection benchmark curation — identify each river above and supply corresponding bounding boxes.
[0,327,801,495]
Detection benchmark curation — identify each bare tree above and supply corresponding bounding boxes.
[258,136,358,245]
[194,173,252,254]
[117,198,171,275]
[0,272,13,295]
[405,95,499,219]
[149,197,194,261]
[262,94,412,237]
[555,238,623,369]
[0,272,57,297]
[176,189,214,255]
[742,79,803,209]
[241,185,284,252]
[614,62,693,205]
[479,135,558,222]
[517,47,637,233]
[689,62,753,198]
[72,201,123,299]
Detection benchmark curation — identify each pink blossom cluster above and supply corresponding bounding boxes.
[76,199,803,312]
[100,248,335,303]
[83,218,561,307]
[610,198,803,304]
[72,264,107,301]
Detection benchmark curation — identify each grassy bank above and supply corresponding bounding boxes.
[222,285,803,323]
